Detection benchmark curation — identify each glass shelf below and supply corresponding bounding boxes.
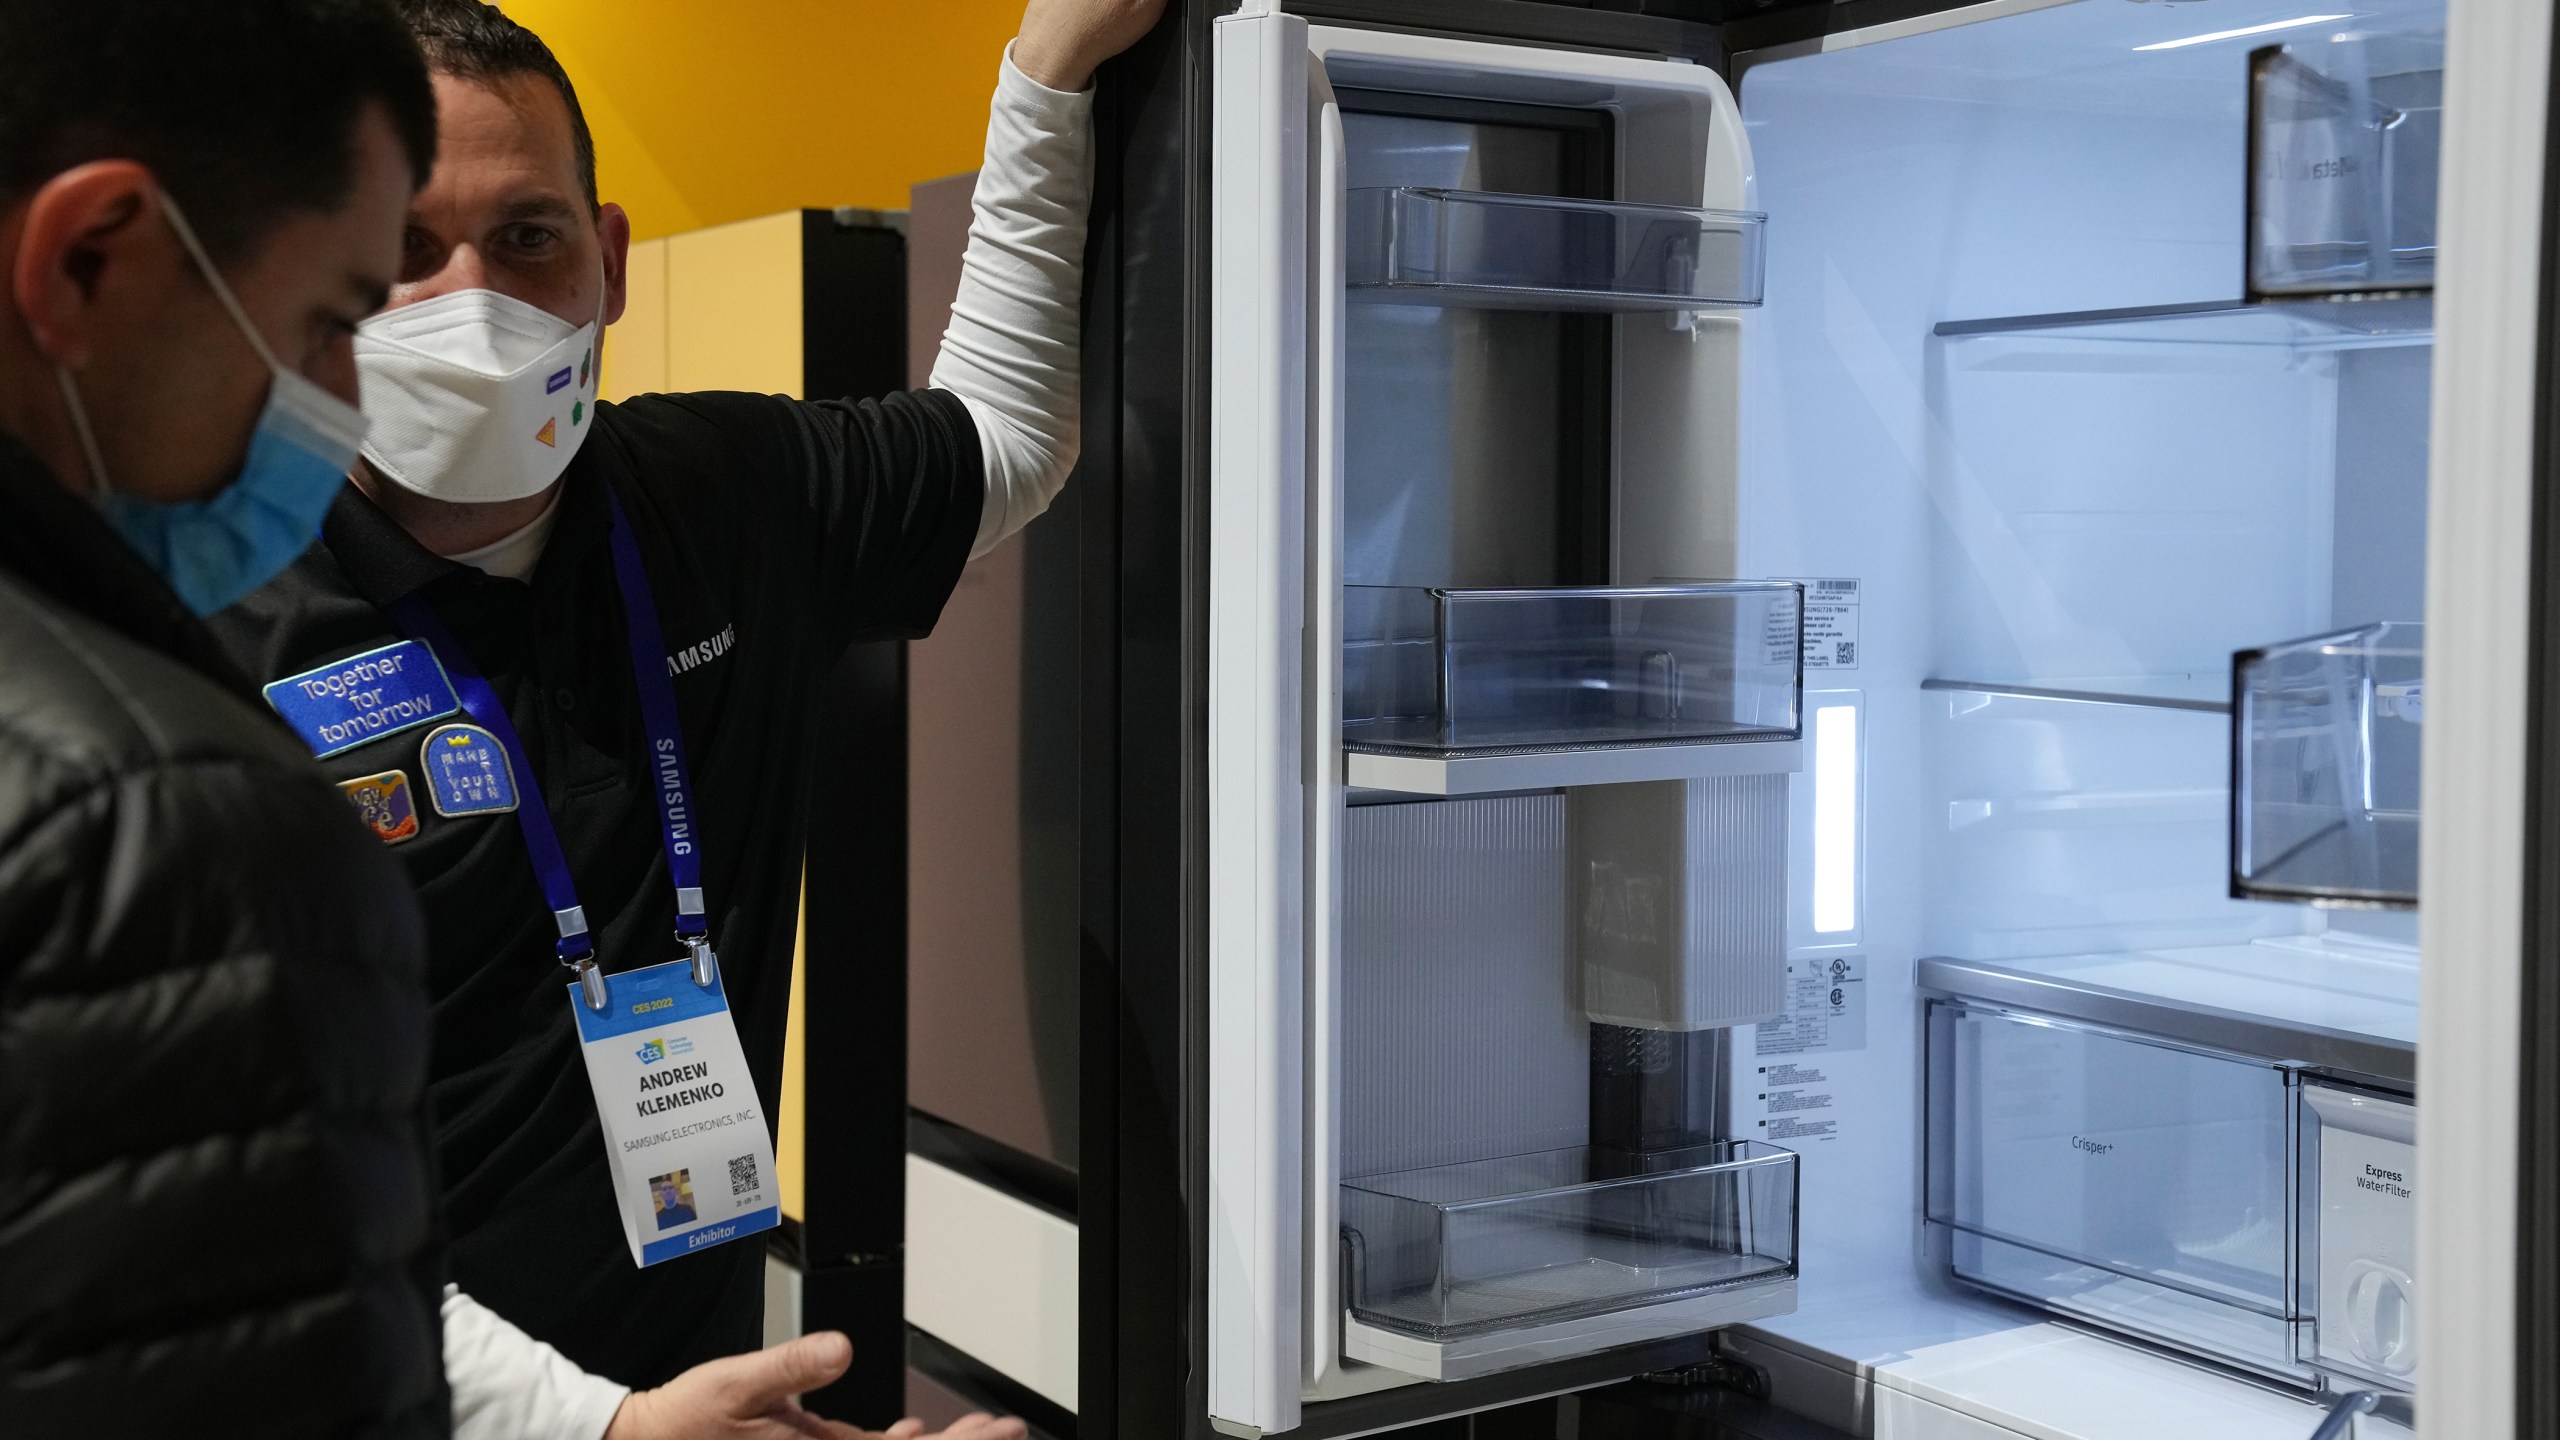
[1346,187,1767,313]
[1933,295,2432,351]
[1344,582,1803,756]
[2232,622,2423,909]
[1924,675,2231,715]
[1340,1141,1799,1345]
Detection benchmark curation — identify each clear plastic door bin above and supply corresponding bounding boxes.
[2249,32,2444,296]
[2231,622,2423,907]
[1347,188,1767,312]
[1342,582,1803,754]
[1340,1141,1799,1343]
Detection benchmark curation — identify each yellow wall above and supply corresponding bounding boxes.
[501,0,1024,243]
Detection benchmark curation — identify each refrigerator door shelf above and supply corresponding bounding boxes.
[1343,1276,1797,1383]
[1347,186,1767,312]
[1339,1142,1800,1382]
[1343,583,1805,755]
[1346,736,1802,796]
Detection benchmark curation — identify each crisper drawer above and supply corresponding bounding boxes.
[1339,1141,1799,1382]
[1925,1001,2309,1383]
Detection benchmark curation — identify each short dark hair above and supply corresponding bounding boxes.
[397,0,600,210]
[0,0,437,263]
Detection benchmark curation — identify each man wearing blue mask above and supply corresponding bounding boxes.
[0,4,985,1437]
[0,2,446,1430]
[215,0,1159,1404]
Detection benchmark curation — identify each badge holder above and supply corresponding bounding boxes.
[567,958,781,1268]
[677,889,719,990]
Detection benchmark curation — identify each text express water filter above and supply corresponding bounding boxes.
[2305,1084,2418,1387]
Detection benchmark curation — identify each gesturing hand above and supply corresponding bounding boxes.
[1012,0,1171,91]
[859,1417,1033,1440]
[601,1331,1030,1440]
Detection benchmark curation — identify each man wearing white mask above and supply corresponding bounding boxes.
[214,0,1159,1405]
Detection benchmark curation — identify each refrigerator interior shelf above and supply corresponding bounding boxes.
[1920,942,2417,1088]
[1346,735,1802,796]
[1923,676,2232,715]
[1932,295,2432,351]
[1347,187,1767,312]
[1340,1141,1799,1382]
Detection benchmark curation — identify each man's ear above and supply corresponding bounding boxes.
[597,201,632,328]
[10,161,165,369]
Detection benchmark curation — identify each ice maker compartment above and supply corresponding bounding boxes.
[1343,583,1802,754]
[2249,33,2443,296]
[1926,1001,2310,1382]
[1341,1141,1797,1347]
[2232,621,2422,907]
[1347,188,1767,312]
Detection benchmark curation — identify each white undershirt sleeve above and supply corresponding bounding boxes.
[443,1285,632,1440]
[929,43,1094,560]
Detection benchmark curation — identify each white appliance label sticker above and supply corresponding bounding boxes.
[1753,1059,1839,1144]
[1755,954,1867,1056]
[1785,577,1861,670]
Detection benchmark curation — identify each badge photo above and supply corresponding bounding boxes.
[337,770,421,845]
[421,722,520,818]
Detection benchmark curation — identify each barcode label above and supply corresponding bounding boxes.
[1780,578,1862,672]
[728,1153,760,1198]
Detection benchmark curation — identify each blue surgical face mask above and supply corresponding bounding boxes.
[53,193,370,617]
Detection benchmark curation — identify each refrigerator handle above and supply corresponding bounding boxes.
[1208,10,1310,1437]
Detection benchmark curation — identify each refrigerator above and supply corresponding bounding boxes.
[900,0,2560,1435]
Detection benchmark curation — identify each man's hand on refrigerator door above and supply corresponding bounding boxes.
[1012,0,1168,91]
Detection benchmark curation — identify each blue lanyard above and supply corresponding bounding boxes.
[384,486,718,1010]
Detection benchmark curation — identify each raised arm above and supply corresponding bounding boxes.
[927,0,1165,558]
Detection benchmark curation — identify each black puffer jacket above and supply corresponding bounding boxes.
[0,434,447,1437]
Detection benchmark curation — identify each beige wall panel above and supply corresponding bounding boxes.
[666,211,805,399]
[603,236,671,402]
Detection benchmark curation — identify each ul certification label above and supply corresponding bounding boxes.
[1784,577,1861,671]
[1755,954,1867,1057]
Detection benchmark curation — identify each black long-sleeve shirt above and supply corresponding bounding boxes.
[215,388,984,1387]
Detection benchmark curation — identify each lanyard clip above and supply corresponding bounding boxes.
[571,956,610,1013]
[684,934,720,990]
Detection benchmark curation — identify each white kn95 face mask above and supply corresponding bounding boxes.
[355,285,602,504]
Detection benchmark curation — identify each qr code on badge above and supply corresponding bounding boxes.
[728,1153,760,1198]
[1833,641,1857,665]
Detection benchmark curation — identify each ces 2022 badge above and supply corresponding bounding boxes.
[569,959,778,1267]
